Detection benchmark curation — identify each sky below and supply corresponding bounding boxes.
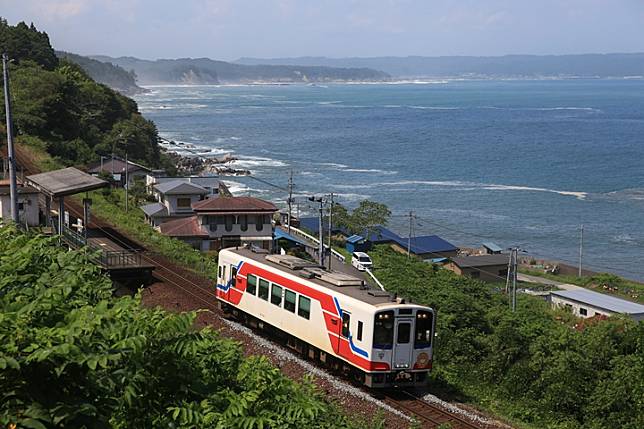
[1,0,644,60]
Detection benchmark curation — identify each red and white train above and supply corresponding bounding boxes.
[216,247,436,387]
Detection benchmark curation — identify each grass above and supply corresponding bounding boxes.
[84,188,218,279]
[519,266,644,303]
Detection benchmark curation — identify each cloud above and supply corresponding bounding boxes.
[37,0,89,20]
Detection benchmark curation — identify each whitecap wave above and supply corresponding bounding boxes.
[333,180,587,200]
[343,168,398,175]
[233,156,288,168]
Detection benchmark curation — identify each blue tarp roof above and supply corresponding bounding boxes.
[346,234,365,244]
[299,218,458,256]
[482,242,503,253]
[274,228,309,246]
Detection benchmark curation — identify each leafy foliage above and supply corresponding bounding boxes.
[0,226,365,428]
[0,19,172,170]
[333,200,391,236]
[369,245,644,429]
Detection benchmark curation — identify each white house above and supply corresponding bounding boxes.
[141,180,209,227]
[550,289,644,321]
[0,180,40,227]
[159,196,277,251]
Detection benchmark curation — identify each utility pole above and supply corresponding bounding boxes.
[328,192,334,270]
[287,170,293,234]
[309,196,324,266]
[3,53,19,224]
[578,224,584,277]
[407,210,414,258]
[124,152,129,212]
[511,248,518,312]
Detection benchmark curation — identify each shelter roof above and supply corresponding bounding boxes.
[87,157,151,174]
[551,289,644,315]
[192,196,277,213]
[450,254,510,268]
[159,216,209,238]
[26,167,108,197]
[140,202,168,217]
[482,242,504,253]
[154,180,209,195]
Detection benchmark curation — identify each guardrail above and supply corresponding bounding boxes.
[60,225,143,269]
[365,267,387,292]
[285,225,346,263]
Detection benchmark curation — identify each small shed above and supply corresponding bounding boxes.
[482,242,503,254]
[345,234,370,253]
[445,254,510,282]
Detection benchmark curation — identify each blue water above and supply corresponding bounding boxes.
[135,80,644,280]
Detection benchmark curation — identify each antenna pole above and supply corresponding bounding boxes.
[407,210,413,258]
[318,198,324,266]
[578,224,584,277]
[125,152,129,212]
[3,53,19,224]
[287,170,293,234]
[328,192,334,270]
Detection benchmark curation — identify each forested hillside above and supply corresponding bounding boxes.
[370,246,644,429]
[0,18,171,170]
[56,51,145,95]
[0,226,362,428]
[91,55,390,84]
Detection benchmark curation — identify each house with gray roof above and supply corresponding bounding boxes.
[550,289,644,321]
[141,179,209,227]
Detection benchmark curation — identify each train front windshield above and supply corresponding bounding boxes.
[414,310,433,348]
[373,311,394,349]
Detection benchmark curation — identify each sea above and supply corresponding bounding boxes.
[134,80,644,280]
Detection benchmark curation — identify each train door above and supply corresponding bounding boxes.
[226,264,238,301]
[393,319,413,369]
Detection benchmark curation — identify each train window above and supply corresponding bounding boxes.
[357,321,363,341]
[373,311,394,349]
[284,290,296,313]
[258,279,269,300]
[298,296,311,320]
[246,275,257,295]
[341,312,351,338]
[218,265,222,278]
[271,284,283,306]
[397,322,411,344]
[414,310,433,348]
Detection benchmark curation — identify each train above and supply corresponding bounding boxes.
[216,247,436,388]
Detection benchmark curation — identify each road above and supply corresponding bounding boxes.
[517,273,583,291]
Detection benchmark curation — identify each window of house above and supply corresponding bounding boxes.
[341,312,351,338]
[271,284,283,306]
[579,307,588,316]
[284,290,296,313]
[470,271,480,279]
[240,214,248,231]
[225,215,234,232]
[258,279,269,300]
[177,197,191,208]
[298,296,311,319]
[246,274,257,295]
[18,202,24,211]
[256,214,264,231]
[357,321,363,341]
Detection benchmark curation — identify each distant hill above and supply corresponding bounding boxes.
[56,51,145,94]
[235,54,644,79]
[90,55,390,84]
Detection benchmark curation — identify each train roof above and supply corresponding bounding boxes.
[225,247,422,307]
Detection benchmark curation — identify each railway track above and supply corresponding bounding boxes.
[12,145,489,429]
[382,389,483,428]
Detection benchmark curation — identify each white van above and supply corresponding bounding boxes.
[351,252,373,271]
